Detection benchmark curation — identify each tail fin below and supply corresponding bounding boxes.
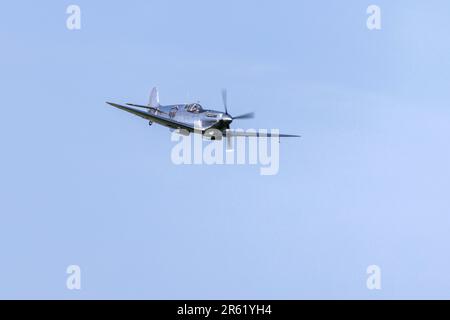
[149,87,160,108]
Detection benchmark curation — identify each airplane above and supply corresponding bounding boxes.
[106,87,300,148]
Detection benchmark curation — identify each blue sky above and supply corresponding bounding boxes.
[1,1,450,299]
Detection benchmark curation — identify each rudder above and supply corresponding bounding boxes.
[149,87,160,108]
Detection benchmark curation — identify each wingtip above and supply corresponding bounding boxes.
[106,101,121,108]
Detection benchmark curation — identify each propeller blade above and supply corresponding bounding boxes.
[233,112,254,120]
[221,89,228,114]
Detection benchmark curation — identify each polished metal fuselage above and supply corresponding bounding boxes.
[152,103,231,132]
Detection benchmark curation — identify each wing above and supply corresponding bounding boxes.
[106,102,194,131]
[225,130,300,138]
[125,103,168,115]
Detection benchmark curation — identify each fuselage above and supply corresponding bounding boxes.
[151,103,232,132]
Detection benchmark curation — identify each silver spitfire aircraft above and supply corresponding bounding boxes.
[107,88,299,147]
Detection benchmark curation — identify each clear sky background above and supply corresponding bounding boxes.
[1,1,450,299]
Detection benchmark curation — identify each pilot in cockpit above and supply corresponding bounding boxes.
[186,103,203,113]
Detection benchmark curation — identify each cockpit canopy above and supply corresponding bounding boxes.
[185,103,203,113]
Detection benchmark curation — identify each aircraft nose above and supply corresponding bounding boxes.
[222,113,233,122]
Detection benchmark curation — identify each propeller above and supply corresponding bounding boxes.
[220,89,254,122]
[221,89,228,114]
[233,112,254,120]
[220,89,254,151]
